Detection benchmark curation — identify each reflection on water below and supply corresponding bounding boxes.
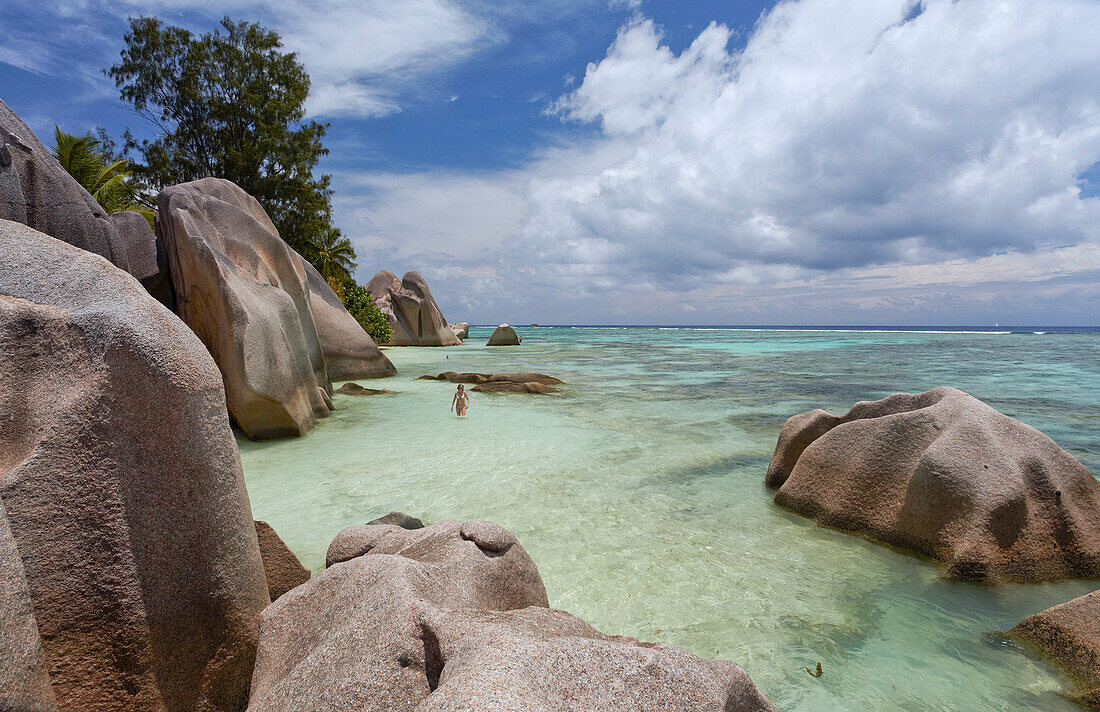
[239,326,1100,711]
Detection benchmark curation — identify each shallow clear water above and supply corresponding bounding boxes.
[239,326,1100,711]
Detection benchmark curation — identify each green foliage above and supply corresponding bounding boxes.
[52,127,155,226]
[305,227,357,284]
[342,280,393,345]
[107,16,337,259]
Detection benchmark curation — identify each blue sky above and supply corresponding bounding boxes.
[2,0,1100,325]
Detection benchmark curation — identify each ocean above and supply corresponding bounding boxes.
[239,325,1100,711]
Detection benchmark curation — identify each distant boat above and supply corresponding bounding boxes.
[530,323,539,327]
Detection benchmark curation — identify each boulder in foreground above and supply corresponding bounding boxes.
[486,323,521,346]
[255,520,311,601]
[1011,590,1100,709]
[249,520,775,712]
[302,258,396,380]
[366,270,460,346]
[158,178,333,439]
[0,219,270,711]
[767,387,1100,582]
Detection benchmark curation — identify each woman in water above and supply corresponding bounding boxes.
[451,384,469,416]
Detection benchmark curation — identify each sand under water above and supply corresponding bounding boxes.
[239,325,1100,711]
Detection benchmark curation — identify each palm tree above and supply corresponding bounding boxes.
[52,128,154,226]
[311,227,357,284]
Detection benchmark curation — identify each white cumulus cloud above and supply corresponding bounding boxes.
[523,0,1100,295]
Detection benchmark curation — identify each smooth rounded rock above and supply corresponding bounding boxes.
[767,387,1100,582]
[486,324,521,346]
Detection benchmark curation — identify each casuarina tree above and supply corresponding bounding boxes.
[107,16,338,260]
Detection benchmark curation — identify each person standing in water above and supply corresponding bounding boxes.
[451,384,469,416]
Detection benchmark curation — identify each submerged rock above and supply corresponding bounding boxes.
[473,381,558,394]
[767,387,1100,582]
[249,520,775,712]
[449,322,470,340]
[302,258,396,380]
[337,381,394,396]
[1011,590,1100,709]
[366,270,461,346]
[420,372,563,391]
[367,512,426,529]
[0,98,130,272]
[0,219,270,711]
[158,178,332,440]
[486,323,521,346]
[256,521,311,601]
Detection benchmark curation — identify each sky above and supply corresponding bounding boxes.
[2,0,1099,325]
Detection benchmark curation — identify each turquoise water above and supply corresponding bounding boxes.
[239,326,1100,711]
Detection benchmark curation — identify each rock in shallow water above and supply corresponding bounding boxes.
[767,386,1100,582]
[367,270,460,346]
[486,323,521,346]
[0,219,270,711]
[337,381,395,396]
[250,520,776,712]
[158,177,332,440]
[254,521,778,708]
[1011,590,1100,709]
[367,512,426,529]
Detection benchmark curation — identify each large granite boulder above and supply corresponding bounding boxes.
[767,387,1100,582]
[366,270,461,346]
[0,219,270,711]
[1011,590,1100,708]
[0,98,130,272]
[256,520,311,601]
[249,520,775,712]
[301,258,396,379]
[449,322,469,340]
[486,323,521,346]
[158,178,332,439]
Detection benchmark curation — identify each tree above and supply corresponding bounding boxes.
[52,127,155,226]
[107,16,336,259]
[342,280,394,345]
[308,227,357,284]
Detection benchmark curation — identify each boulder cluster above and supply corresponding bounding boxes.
[419,372,564,394]
[250,519,778,712]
